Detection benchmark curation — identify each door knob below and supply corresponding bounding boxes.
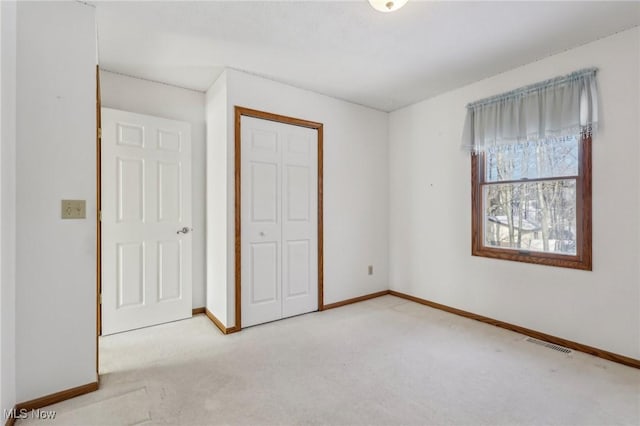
[177,227,193,235]
[260,231,265,237]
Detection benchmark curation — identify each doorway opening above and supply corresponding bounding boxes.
[96,72,195,377]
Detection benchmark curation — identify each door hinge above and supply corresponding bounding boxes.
[98,128,102,139]
[98,210,102,221]
[99,293,102,305]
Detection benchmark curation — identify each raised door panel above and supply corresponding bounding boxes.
[285,240,310,298]
[158,240,182,302]
[117,123,145,148]
[250,242,279,304]
[158,161,181,222]
[251,128,278,154]
[251,162,278,224]
[116,242,145,308]
[157,129,181,152]
[117,158,145,223]
[285,165,310,222]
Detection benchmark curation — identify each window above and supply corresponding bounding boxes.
[471,134,592,270]
[463,68,597,270]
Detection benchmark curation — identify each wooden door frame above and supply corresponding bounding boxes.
[234,106,324,331]
[95,65,101,378]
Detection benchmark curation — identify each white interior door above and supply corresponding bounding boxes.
[241,115,318,328]
[101,108,192,335]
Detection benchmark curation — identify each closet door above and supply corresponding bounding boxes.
[241,117,283,327]
[281,125,318,319]
[240,115,318,328]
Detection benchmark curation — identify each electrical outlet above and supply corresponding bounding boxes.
[368,265,373,275]
[61,200,86,219]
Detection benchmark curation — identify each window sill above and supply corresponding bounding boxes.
[472,247,592,270]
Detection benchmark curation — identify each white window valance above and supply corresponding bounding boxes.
[462,68,598,153]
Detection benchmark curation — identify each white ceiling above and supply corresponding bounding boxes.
[94,1,640,112]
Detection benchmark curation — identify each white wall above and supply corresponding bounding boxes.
[1,0,17,417]
[99,70,207,309]
[205,72,228,321]
[389,28,640,359]
[206,69,390,327]
[16,2,97,401]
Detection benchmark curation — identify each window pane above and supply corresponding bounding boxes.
[484,137,579,182]
[483,179,577,255]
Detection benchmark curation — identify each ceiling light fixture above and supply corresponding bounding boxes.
[368,0,408,13]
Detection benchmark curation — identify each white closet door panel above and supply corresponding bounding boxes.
[241,117,282,327]
[250,242,279,303]
[251,162,278,223]
[285,240,310,297]
[281,126,318,318]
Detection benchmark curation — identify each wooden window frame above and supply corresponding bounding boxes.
[471,135,592,270]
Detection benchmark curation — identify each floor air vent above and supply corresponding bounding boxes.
[525,337,572,354]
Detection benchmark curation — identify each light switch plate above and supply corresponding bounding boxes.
[61,200,86,219]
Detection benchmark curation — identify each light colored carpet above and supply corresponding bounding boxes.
[18,295,640,425]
